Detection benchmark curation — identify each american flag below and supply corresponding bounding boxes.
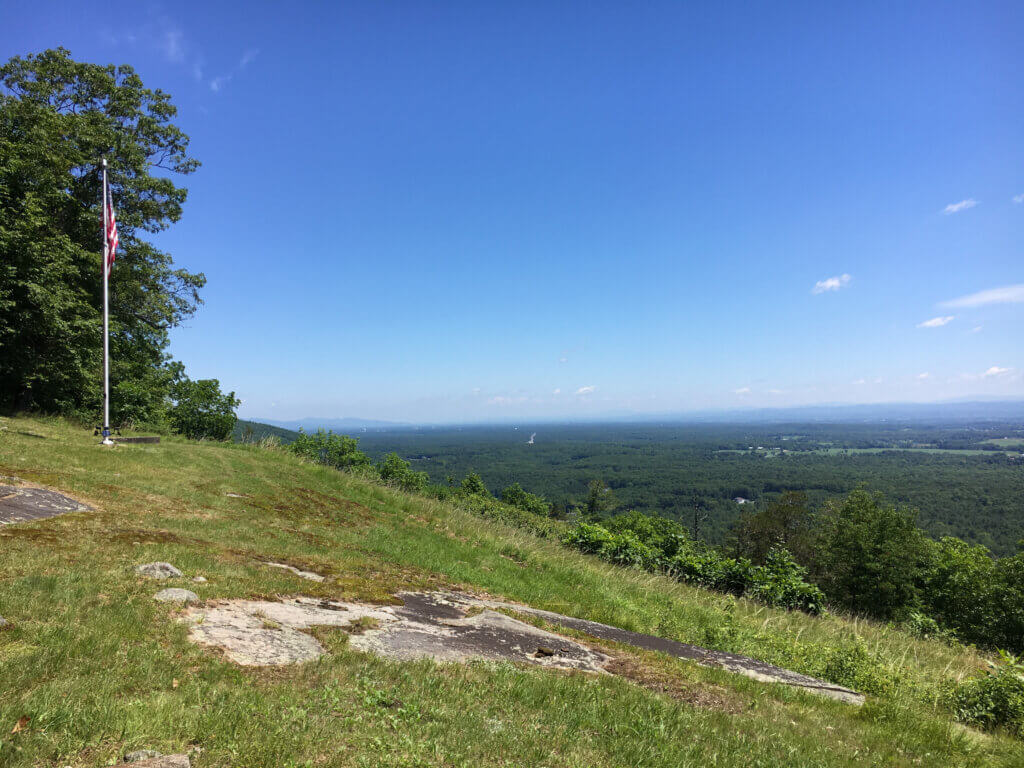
[105,183,119,275]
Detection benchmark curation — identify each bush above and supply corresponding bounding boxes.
[747,549,826,614]
[288,428,371,469]
[377,452,429,493]
[460,472,491,497]
[500,482,551,517]
[564,519,824,615]
[945,651,1024,736]
[604,510,691,558]
[167,377,240,440]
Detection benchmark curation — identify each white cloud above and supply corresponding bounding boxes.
[852,378,866,385]
[917,315,954,328]
[972,325,983,333]
[766,388,785,395]
[210,75,233,92]
[733,386,751,395]
[941,284,1024,308]
[552,388,561,395]
[574,385,596,395]
[983,366,1012,378]
[916,372,930,380]
[943,199,978,215]
[812,273,851,294]
[160,27,185,63]
[240,48,259,67]
[1013,194,1024,204]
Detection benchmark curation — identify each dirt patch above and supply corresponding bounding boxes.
[604,655,745,713]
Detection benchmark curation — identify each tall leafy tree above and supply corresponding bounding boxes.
[0,48,204,423]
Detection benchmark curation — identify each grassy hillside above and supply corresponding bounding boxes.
[1,415,1022,767]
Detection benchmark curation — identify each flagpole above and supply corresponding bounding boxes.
[101,158,113,446]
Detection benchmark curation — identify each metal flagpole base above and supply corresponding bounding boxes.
[101,428,114,446]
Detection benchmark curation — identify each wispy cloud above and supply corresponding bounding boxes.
[552,388,561,395]
[917,315,954,328]
[916,372,930,380]
[574,385,596,395]
[943,199,978,215]
[209,48,260,93]
[941,284,1024,308]
[733,386,751,395]
[812,273,851,294]
[1013,194,1024,204]
[983,366,1012,378]
[160,27,185,63]
[852,378,867,385]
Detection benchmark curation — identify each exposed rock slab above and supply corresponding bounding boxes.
[184,598,395,665]
[0,485,90,525]
[183,596,608,672]
[437,592,865,705]
[180,590,863,704]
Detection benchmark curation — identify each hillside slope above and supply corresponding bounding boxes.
[1,416,1021,767]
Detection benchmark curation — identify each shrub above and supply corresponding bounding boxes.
[561,522,616,555]
[599,530,660,569]
[167,377,240,441]
[604,510,691,558]
[460,472,491,497]
[945,651,1024,736]
[500,482,551,517]
[288,428,371,469]
[747,549,826,614]
[376,452,429,493]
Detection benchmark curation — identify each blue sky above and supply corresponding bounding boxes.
[5,1,1022,423]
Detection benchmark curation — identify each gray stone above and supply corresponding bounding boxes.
[263,561,325,582]
[191,576,207,583]
[0,485,90,525]
[135,562,183,579]
[123,756,189,768]
[0,615,8,628]
[125,749,161,762]
[154,589,199,605]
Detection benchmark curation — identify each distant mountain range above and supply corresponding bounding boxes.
[244,399,1024,432]
[256,417,411,432]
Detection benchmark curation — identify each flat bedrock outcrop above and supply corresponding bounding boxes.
[181,590,863,704]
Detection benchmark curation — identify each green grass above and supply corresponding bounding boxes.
[1,415,1022,767]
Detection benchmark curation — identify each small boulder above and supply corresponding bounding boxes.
[135,562,183,579]
[154,589,199,605]
[0,615,8,628]
[191,576,207,584]
[125,749,161,762]
[125,756,189,768]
